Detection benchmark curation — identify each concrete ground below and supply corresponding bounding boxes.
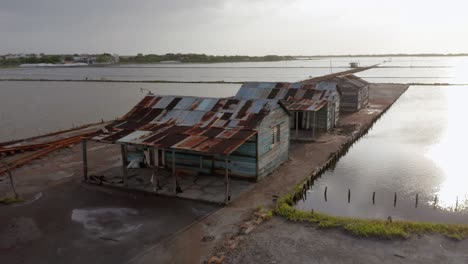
[92,166,255,204]
[0,179,218,264]
[226,217,468,264]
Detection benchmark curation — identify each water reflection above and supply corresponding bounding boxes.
[425,86,468,211]
[297,86,468,223]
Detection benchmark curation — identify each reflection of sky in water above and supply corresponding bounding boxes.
[297,86,468,223]
[356,56,468,84]
[425,87,468,211]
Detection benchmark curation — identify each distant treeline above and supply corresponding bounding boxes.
[120,53,294,63]
[0,55,62,66]
[299,53,468,58]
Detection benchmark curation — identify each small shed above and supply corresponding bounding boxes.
[83,95,290,203]
[235,81,340,139]
[326,75,369,112]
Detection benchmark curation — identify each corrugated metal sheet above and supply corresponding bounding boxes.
[92,95,282,155]
[235,81,339,113]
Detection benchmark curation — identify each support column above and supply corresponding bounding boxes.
[82,139,88,182]
[172,150,177,194]
[313,111,316,138]
[295,112,299,137]
[150,147,158,193]
[121,144,128,186]
[224,155,230,204]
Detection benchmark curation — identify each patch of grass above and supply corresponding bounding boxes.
[275,196,468,240]
[0,197,24,205]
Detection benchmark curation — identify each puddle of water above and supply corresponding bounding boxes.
[71,208,142,238]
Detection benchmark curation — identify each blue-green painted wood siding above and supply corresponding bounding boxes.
[257,108,290,179]
[164,135,258,178]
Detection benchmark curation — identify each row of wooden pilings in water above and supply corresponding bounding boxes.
[290,93,406,206]
[318,188,463,211]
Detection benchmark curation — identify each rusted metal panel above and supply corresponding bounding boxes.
[154,134,189,149]
[174,97,197,110]
[117,131,152,144]
[115,121,144,130]
[231,130,257,140]
[100,130,134,143]
[217,129,239,139]
[192,138,224,153]
[138,108,163,123]
[92,94,287,155]
[153,96,175,109]
[166,97,182,110]
[173,135,208,150]
[202,127,224,138]
[195,98,218,111]
[234,100,253,119]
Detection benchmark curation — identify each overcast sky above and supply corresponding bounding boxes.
[1,0,468,55]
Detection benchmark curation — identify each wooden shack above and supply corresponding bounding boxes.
[328,75,369,112]
[84,95,290,203]
[235,81,340,139]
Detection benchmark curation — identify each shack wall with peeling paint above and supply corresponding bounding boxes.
[257,108,290,179]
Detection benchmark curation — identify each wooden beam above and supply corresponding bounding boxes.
[121,144,128,186]
[82,139,88,182]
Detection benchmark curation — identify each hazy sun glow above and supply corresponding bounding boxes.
[425,86,468,211]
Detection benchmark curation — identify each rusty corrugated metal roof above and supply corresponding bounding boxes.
[235,81,339,112]
[92,95,281,155]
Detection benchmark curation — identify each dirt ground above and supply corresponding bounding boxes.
[0,83,420,264]
[225,217,468,264]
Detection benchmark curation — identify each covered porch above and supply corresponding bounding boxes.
[81,140,256,204]
[290,110,321,141]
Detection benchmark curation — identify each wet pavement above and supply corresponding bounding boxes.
[92,166,256,204]
[0,180,218,264]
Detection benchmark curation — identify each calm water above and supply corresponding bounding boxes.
[356,56,468,84]
[0,59,358,82]
[0,82,240,141]
[296,86,468,224]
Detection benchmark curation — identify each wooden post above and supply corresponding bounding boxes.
[313,111,316,138]
[120,144,128,186]
[372,191,375,205]
[324,186,328,201]
[295,112,299,137]
[394,192,397,207]
[348,189,351,203]
[415,193,419,208]
[172,150,177,194]
[82,139,88,182]
[225,155,230,204]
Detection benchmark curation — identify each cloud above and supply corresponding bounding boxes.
[1,0,467,54]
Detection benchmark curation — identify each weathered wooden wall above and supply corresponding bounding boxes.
[257,108,290,179]
[340,85,369,112]
[163,135,258,179]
